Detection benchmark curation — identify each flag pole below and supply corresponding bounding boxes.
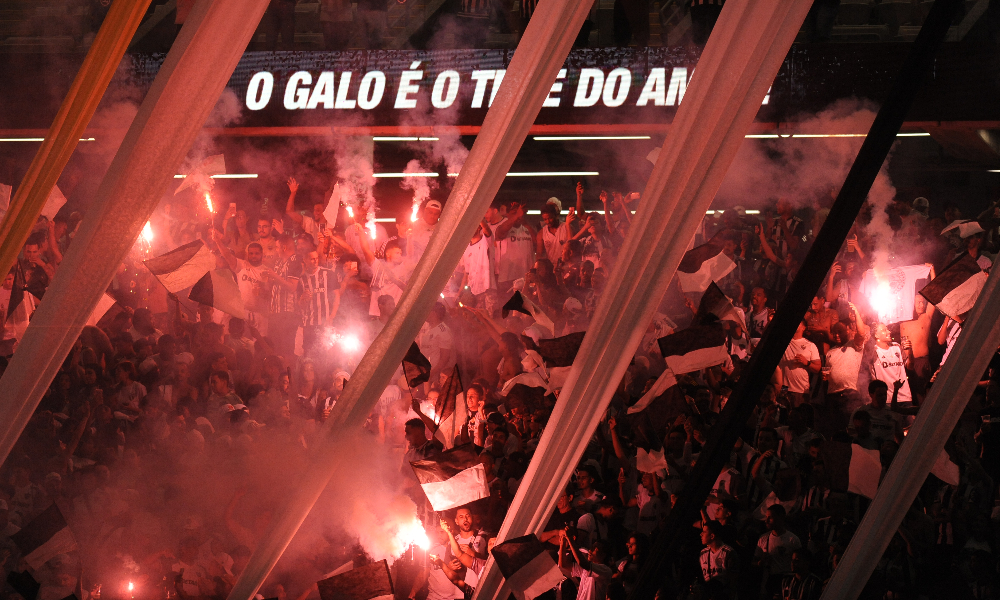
[628,0,965,597]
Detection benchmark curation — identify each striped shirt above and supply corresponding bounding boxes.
[699,544,735,582]
[780,573,823,600]
[270,257,299,314]
[297,267,338,326]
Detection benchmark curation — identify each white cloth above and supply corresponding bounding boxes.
[859,265,932,324]
[779,338,819,394]
[461,236,496,295]
[571,562,613,600]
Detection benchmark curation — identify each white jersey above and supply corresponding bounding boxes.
[872,343,911,403]
[461,236,496,295]
[488,219,534,282]
[236,259,269,313]
[540,223,569,265]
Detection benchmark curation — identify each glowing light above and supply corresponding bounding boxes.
[395,518,430,550]
[0,137,95,142]
[128,582,134,592]
[372,172,439,178]
[367,217,377,240]
[410,202,419,222]
[445,171,599,178]
[373,136,440,141]
[533,136,651,141]
[174,174,258,179]
[141,222,154,243]
[340,334,361,353]
[869,282,894,321]
[205,193,214,213]
[346,206,354,218]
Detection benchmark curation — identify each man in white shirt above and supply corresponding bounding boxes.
[357,236,411,317]
[453,508,486,558]
[870,322,913,405]
[412,526,464,600]
[778,320,821,407]
[486,200,536,295]
[419,302,454,386]
[699,521,737,596]
[216,239,270,336]
[754,505,801,596]
[460,223,496,297]
[409,199,442,261]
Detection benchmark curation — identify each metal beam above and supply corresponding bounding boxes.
[224,0,595,598]
[0,0,272,467]
[469,0,813,599]
[0,0,153,292]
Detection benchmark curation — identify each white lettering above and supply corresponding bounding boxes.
[284,71,312,110]
[573,68,604,107]
[470,70,495,108]
[246,72,274,111]
[431,70,460,109]
[490,70,505,106]
[665,67,688,106]
[306,71,335,109]
[335,72,356,109]
[602,68,631,107]
[543,69,567,108]
[395,62,423,109]
[358,71,386,110]
[636,68,665,106]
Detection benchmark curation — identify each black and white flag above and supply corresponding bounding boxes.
[490,534,565,600]
[410,444,489,511]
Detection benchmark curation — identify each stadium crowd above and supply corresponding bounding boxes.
[0,175,999,600]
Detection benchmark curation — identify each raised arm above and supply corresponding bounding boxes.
[211,229,239,273]
[284,177,302,224]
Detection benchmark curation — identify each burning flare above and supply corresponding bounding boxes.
[395,518,430,551]
[869,281,894,321]
[141,222,154,243]
[411,202,420,222]
[205,192,214,213]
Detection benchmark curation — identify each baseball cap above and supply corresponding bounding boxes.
[425,200,442,211]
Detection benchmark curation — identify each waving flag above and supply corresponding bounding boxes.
[522,332,586,368]
[317,560,393,600]
[676,240,735,293]
[502,291,555,337]
[820,441,882,499]
[695,282,745,330]
[433,365,466,449]
[490,534,565,600]
[144,240,218,293]
[188,269,247,319]
[11,504,77,570]
[919,253,988,319]
[410,444,489,511]
[402,342,432,388]
[657,326,728,374]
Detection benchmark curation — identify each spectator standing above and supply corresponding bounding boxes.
[778,321,821,407]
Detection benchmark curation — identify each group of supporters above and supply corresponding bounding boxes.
[1,177,999,600]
